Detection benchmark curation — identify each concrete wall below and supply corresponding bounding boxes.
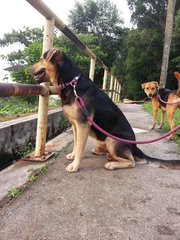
[0,108,66,167]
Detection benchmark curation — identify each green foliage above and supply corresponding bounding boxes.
[171,8,180,69]
[37,164,48,174]
[0,97,38,117]
[0,27,43,47]
[143,103,180,145]
[29,175,37,183]
[127,0,168,33]
[13,142,34,160]
[68,0,124,68]
[124,28,163,99]
[8,187,20,199]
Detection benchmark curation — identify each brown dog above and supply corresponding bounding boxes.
[142,72,180,140]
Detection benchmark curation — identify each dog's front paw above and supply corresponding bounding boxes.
[104,162,116,170]
[66,162,79,173]
[66,152,75,160]
[149,125,155,130]
[166,135,173,141]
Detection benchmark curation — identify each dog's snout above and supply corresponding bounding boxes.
[149,93,152,97]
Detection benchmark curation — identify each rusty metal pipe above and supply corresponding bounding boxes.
[0,82,48,97]
[0,83,60,97]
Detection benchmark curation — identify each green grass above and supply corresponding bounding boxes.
[0,96,61,122]
[143,103,180,145]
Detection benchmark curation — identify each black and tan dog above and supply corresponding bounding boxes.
[142,73,180,140]
[29,48,180,172]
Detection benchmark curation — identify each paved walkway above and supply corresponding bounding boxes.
[0,103,180,240]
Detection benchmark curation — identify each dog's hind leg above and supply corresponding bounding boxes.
[166,107,176,140]
[66,123,90,172]
[92,141,107,155]
[66,124,76,160]
[104,138,135,170]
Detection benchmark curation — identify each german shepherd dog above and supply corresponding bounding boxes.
[29,48,180,172]
[142,72,180,140]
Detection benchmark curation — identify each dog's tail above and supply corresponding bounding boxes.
[134,146,180,170]
[174,71,180,97]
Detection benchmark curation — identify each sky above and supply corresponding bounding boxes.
[0,0,132,81]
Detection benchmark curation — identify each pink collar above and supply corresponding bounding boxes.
[58,74,81,90]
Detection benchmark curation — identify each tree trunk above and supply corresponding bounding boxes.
[159,0,176,88]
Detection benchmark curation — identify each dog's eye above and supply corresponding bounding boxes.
[146,87,149,90]
[152,87,155,90]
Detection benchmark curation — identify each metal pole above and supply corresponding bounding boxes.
[0,83,48,97]
[89,58,96,81]
[108,75,114,99]
[35,17,54,158]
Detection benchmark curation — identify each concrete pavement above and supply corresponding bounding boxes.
[0,103,180,240]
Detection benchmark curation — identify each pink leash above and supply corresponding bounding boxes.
[75,96,180,145]
[59,76,180,145]
[158,95,180,105]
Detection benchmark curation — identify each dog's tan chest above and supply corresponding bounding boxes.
[62,104,79,122]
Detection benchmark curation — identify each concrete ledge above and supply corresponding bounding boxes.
[0,108,67,168]
[0,129,73,202]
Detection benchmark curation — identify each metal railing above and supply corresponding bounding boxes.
[0,0,121,161]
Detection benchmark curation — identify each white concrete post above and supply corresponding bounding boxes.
[118,82,121,102]
[102,69,108,90]
[109,75,114,99]
[112,78,117,102]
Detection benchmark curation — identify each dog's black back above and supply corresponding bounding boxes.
[158,88,176,107]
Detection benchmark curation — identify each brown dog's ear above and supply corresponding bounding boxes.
[174,71,180,80]
[141,83,146,89]
[152,81,159,88]
[46,48,62,62]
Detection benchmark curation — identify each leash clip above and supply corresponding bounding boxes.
[70,82,78,97]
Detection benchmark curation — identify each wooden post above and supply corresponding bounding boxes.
[112,78,117,102]
[102,69,108,91]
[89,58,96,81]
[35,17,54,158]
[109,75,114,99]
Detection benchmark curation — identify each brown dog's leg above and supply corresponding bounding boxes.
[150,105,158,130]
[92,145,107,155]
[66,123,89,172]
[104,138,135,170]
[166,108,175,140]
[174,72,180,96]
[66,124,76,160]
[159,109,165,129]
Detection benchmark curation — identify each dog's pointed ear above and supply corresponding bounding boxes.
[141,83,146,89]
[153,81,159,88]
[174,71,180,80]
[46,48,62,62]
